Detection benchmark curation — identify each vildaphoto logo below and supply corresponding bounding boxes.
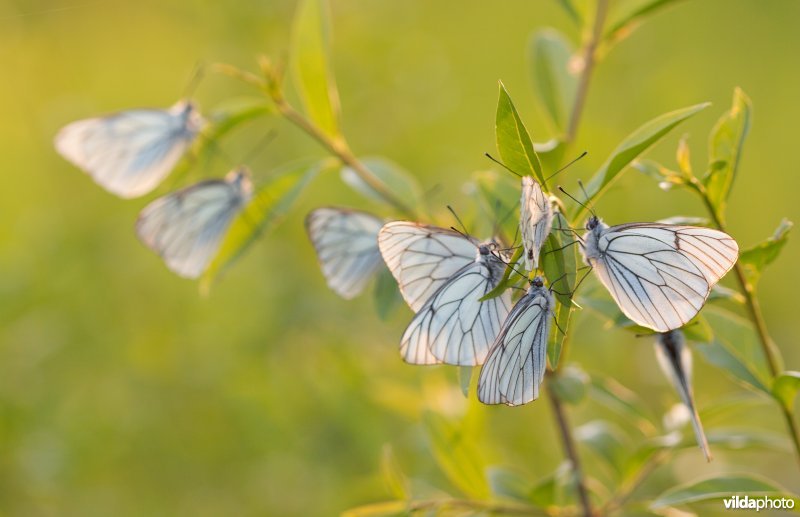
[723,495,795,511]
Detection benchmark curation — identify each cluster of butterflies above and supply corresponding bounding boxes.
[307,174,738,460]
[55,100,254,279]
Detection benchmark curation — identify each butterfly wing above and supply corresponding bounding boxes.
[55,101,203,198]
[520,176,553,270]
[655,330,711,461]
[589,224,738,332]
[378,222,478,312]
[400,257,511,366]
[305,207,384,299]
[136,169,251,278]
[479,285,553,405]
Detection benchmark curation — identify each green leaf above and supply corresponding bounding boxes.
[650,474,790,509]
[480,247,524,302]
[676,134,692,176]
[703,428,790,452]
[529,461,575,508]
[380,445,410,500]
[704,88,751,220]
[528,30,577,136]
[341,157,423,211]
[200,161,321,292]
[707,284,746,305]
[575,420,627,476]
[542,211,578,368]
[739,219,793,287]
[632,159,685,191]
[604,0,686,47]
[341,500,407,517]
[589,374,657,435]
[534,139,567,176]
[471,169,520,239]
[550,365,589,405]
[773,371,800,413]
[291,0,341,138]
[373,267,402,320]
[422,412,489,498]
[495,81,545,184]
[486,467,534,503]
[554,0,583,26]
[580,103,709,215]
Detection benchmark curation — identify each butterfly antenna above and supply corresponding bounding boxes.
[577,180,596,216]
[182,61,207,99]
[545,151,588,183]
[447,205,471,238]
[484,153,521,177]
[493,251,528,281]
[558,185,595,217]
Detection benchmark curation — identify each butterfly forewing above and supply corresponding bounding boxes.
[55,101,204,198]
[400,253,511,366]
[136,168,251,278]
[378,222,478,312]
[520,177,553,270]
[305,208,384,299]
[584,221,738,332]
[479,281,553,406]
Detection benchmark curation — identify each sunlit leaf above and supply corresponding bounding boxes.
[579,103,709,216]
[422,412,489,498]
[739,218,793,287]
[604,0,686,48]
[707,284,746,305]
[773,371,800,413]
[549,365,589,405]
[542,211,578,368]
[291,0,341,137]
[200,160,322,292]
[704,88,751,221]
[341,157,423,211]
[380,444,410,500]
[528,29,577,136]
[495,81,545,184]
[650,474,790,509]
[632,159,685,191]
[373,267,402,320]
[676,134,692,176]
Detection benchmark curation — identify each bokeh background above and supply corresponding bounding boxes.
[1,0,799,515]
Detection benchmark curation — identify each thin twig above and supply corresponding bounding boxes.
[690,178,800,467]
[566,0,609,143]
[547,384,594,517]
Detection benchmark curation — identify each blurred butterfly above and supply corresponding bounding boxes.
[520,176,553,271]
[655,330,711,461]
[581,216,738,332]
[305,207,384,299]
[136,167,252,278]
[378,222,511,365]
[479,275,554,406]
[55,100,205,198]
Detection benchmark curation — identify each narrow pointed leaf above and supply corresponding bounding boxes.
[380,445,410,500]
[739,218,793,287]
[541,211,577,368]
[422,412,489,498]
[650,474,789,509]
[773,371,800,413]
[529,29,577,135]
[604,0,686,47]
[495,81,545,184]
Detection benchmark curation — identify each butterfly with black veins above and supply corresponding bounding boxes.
[580,216,738,332]
[655,330,711,462]
[305,207,384,299]
[479,275,554,406]
[55,100,205,198]
[520,176,553,271]
[378,222,512,366]
[136,167,253,279]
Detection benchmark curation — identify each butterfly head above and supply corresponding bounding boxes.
[586,215,600,231]
[530,276,545,289]
[226,167,254,200]
[173,100,206,135]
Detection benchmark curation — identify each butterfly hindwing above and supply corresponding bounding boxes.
[520,177,553,270]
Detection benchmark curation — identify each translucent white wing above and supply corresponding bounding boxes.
[136,168,252,278]
[55,100,204,198]
[378,222,478,312]
[655,330,711,461]
[479,283,553,406]
[305,207,384,299]
[520,176,553,270]
[587,223,738,332]
[400,256,511,366]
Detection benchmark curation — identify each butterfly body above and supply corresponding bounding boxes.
[581,216,738,332]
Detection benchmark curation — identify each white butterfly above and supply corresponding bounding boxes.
[479,276,554,406]
[378,222,480,312]
[55,100,205,198]
[581,217,738,332]
[378,222,512,365]
[136,167,252,278]
[655,330,711,461]
[305,207,384,299]
[520,176,553,271]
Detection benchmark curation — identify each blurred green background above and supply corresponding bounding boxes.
[1,0,799,515]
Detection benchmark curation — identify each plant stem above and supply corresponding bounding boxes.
[547,384,594,517]
[212,62,416,218]
[691,179,800,466]
[566,0,609,143]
